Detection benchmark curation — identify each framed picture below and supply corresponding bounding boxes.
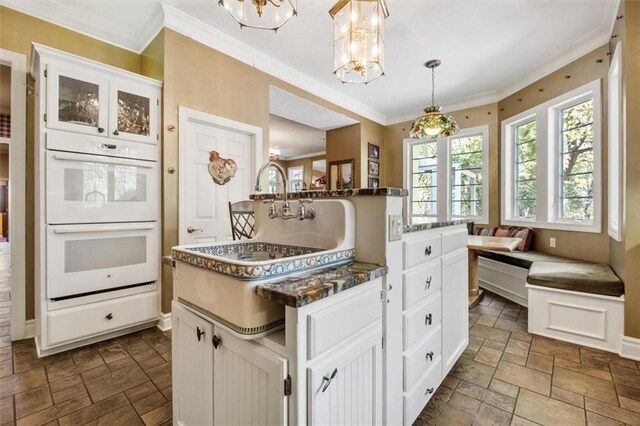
[368,143,380,160]
[368,160,379,177]
[368,177,380,189]
[328,159,355,190]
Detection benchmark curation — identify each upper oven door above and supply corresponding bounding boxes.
[46,222,159,299]
[46,150,159,224]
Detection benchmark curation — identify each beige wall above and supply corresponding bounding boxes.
[361,121,386,187]
[0,153,8,181]
[326,124,362,188]
[0,6,142,320]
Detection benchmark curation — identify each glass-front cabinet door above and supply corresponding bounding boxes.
[46,64,109,136]
[109,81,159,145]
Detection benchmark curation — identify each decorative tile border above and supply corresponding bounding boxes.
[172,242,356,280]
[249,187,408,200]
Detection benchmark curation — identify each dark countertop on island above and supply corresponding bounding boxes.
[256,261,387,308]
[403,219,472,234]
[250,187,408,200]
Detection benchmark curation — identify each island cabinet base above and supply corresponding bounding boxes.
[171,277,385,426]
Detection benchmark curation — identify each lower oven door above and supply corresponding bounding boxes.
[46,222,159,299]
[46,150,158,224]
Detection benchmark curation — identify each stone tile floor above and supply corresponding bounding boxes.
[416,292,640,425]
[1,290,639,425]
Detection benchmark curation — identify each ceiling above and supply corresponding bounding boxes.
[269,114,327,160]
[4,0,618,124]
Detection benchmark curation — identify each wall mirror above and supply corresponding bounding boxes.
[328,159,355,190]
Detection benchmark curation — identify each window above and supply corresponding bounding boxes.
[502,79,602,232]
[288,166,304,192]
[405,125,489,224]
[268,169,279,194]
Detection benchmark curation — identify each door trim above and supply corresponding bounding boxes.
[178,106,263,245]
[0,49,27,341]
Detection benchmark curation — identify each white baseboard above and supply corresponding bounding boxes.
[157,312,172,332]
[24,319,36,339]
[621,335,640,361]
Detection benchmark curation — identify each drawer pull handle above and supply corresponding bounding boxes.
[425,313,432,326]
[101,143,117,150]
[212,334,221,349]
[426,387,434,395]
[196,326,204,342]
[426,351,434,361]
[425,245,432,256]
[321,368,338,392]
[105,313,113,320]
[425,276,432,290]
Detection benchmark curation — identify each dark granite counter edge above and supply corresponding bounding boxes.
[403,219,472,234]
[250,187,408,200]
[256,262,388,308]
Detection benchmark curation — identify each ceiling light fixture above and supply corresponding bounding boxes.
[269,146,281,161]
[410,60,459,139]
[218,0,297,31]
[329,0,389,84]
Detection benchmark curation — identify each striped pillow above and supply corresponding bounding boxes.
[474,227,497,236]
[507,227,534,251]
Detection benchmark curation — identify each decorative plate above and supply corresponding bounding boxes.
[208,151,237,185]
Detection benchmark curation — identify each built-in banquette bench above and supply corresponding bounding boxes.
[476,227,625,353]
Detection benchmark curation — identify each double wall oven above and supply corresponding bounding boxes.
[46,130,159,299]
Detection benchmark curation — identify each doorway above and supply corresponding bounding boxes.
[0,49,27,341]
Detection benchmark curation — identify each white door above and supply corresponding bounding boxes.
[181,114,254,244]
[308,324,383,425]
[172,302,214,426]
[212,328,288,426]
[441,248,469,375]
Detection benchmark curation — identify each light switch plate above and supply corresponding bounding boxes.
[550,237,556,248]
[389,215,403,242]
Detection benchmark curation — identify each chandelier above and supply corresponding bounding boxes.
[218,0,297,31]
[329,0,389,84]
[268,146,281,161]
[410,60,459,139]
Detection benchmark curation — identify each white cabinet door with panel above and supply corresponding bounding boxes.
[108,80,159,145]
[213,328,288,426]
[441,248,469,375]
[172,302,214,426]
[308,324,383,426]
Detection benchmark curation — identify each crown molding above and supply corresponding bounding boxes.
[161,3,388,126]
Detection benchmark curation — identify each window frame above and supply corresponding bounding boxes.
[403,125,490,225]
[502,79,602,233]
[608,42,623,241]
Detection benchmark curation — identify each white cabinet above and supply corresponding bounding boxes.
[108,79,159,145]
[172,302,289,426]
[308,324,383,425]
[442,248,469,375]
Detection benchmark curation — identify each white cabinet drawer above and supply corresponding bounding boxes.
[403,259,441,311]
[403,292,441,351]
[441,227,469,255]
[47,291,158,346]
[404,234,442,270]
[403,358,442,426]
[308,284,381,360]
[403,324,442,392]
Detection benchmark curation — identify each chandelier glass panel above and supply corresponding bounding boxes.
[218,0,297,31]
[330,0,389,84]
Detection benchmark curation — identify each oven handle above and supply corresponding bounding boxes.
[52,152,155,169]
[53,224,155,234]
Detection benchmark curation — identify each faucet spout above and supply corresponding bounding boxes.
[255,161,289,211]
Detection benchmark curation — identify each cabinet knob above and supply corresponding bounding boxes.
[212,334,221,349]
[321,368,338,393]
[113,129,120,136]
[424,245,432,256]
[196,326,205,342]
[425,276,432,290]
[97,127,105,133]
[105,313,113,320]
[426,387,434,395]
[425,313,432,326]
[426,351,434,361]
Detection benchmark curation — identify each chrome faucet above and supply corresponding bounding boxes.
[255,161,315,220]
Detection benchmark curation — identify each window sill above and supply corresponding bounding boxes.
[502,218,602,233]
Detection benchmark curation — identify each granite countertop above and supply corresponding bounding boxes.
[250,187,408,200]
[403,218,472,233]
[256,261,387,308]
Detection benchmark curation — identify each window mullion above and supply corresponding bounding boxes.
[437,136,449,220]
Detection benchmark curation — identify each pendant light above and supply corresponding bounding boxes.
[329,0,389,84]
[219,0,297,31]
[410,59,459,139]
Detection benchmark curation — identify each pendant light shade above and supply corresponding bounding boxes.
[219,0,297,31]
[329,0,389,84]
[410,60,459,139]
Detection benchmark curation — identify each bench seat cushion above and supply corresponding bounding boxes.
[527,262,624,297]
[477,250,576,269]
